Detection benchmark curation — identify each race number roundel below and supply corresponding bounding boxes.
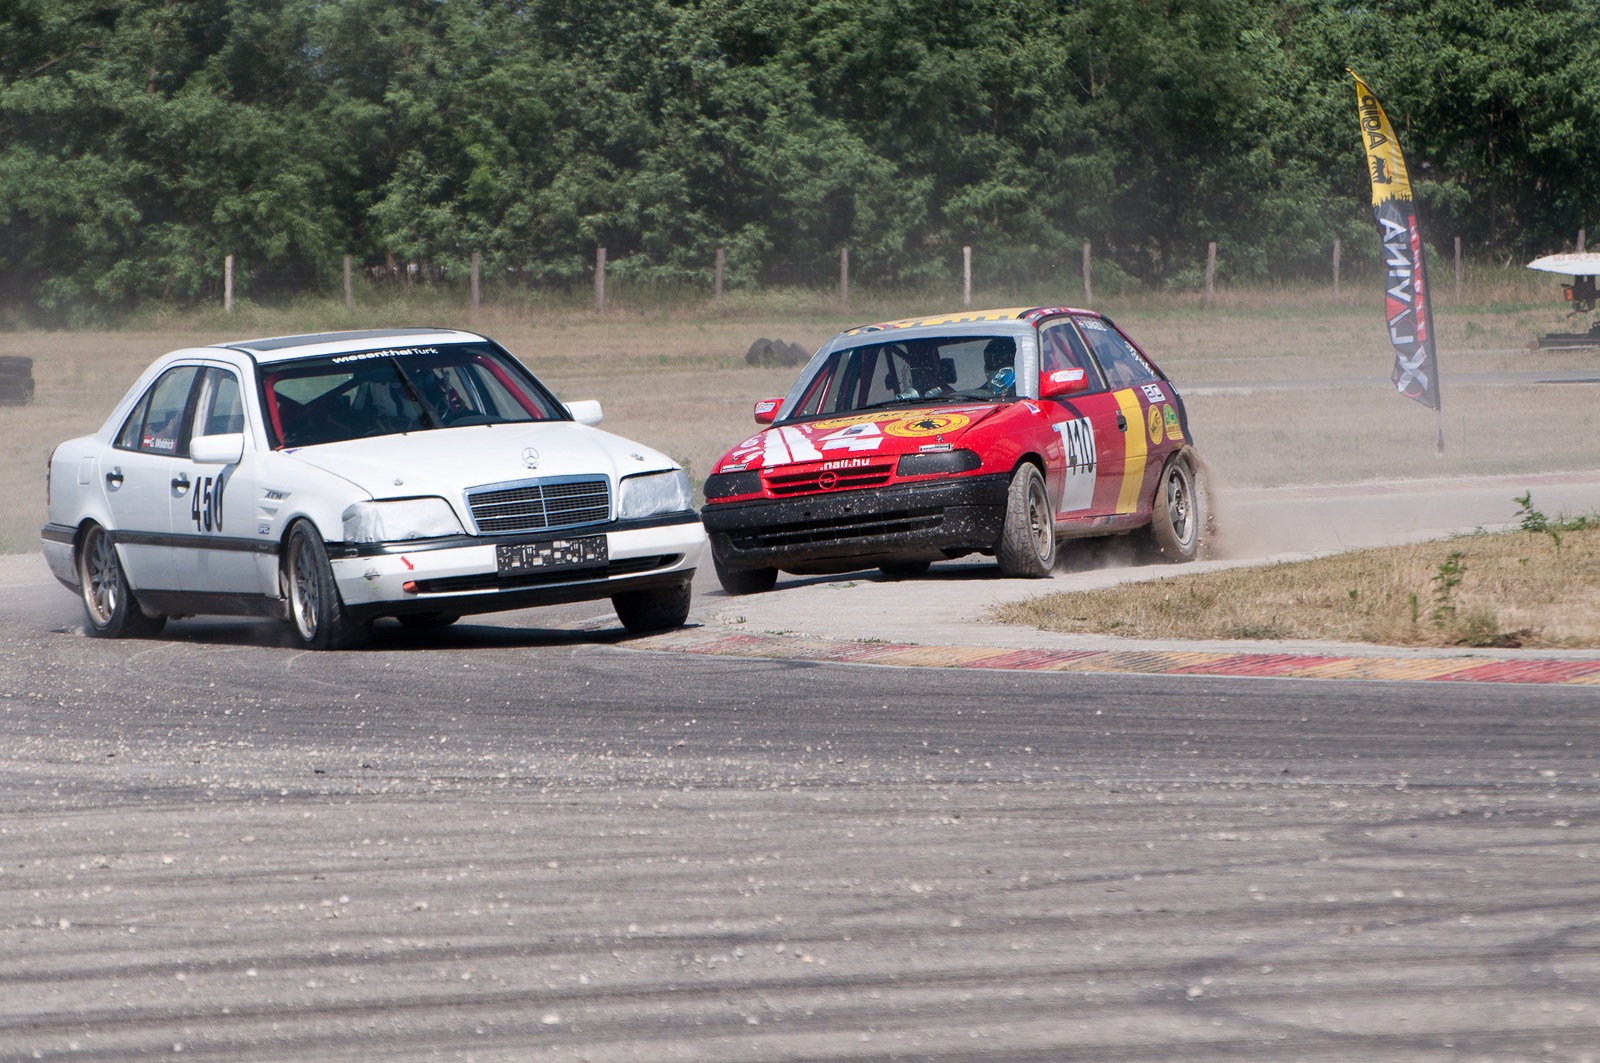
[1147,405,1164,444]
[884,413,972,437]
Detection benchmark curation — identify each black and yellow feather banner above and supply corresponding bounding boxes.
[1352,71,1441,412]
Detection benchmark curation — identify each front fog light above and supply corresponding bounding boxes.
[617,470,693,519]
[342,498,465,543]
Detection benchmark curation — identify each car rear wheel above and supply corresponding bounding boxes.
[612,579,692,634]
[283,520,369,650]
[397,612,460,630]
[879,560,931,579]
[996,463,1056,577]
[1147,452,1201,562]
[712,553,778,595]
[77,523,166,639]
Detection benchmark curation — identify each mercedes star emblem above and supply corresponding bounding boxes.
[521,447,540,469]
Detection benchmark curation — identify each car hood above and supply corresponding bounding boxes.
[285,422,674,502]
[714,403,1005,471]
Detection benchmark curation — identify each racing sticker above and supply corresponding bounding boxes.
[883,412,972,437]
[817,421,885,452]
[1053,418,1097,512]
[1147,404,1164,445]
[1162,403,1184,441]
[1141,383,1166,403]
[810,406,986,431]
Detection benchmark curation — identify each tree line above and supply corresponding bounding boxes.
[1,0,1595,319]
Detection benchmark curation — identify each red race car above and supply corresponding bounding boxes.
[700,306,1203,593]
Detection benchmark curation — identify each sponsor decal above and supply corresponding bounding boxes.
[810,406,988,431]
[1078,318,1109,332]
[1162,404,1184,441]
[1053,417,1097,512]
[1141,383,1166,403]
[918,443,954,452]
[884,413,972,437]
[330,347,440,364]
[822,457,871,471]
[1147,404,1164,445]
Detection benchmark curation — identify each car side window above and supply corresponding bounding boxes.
[115,391,152,450]
[191,367,245,439]
[117,366,200,456]
[1039,322,1106,392]
[1076,318,1158,388]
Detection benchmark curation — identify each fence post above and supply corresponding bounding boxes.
[714,247,725,306]
[224,255,234,313]
[962,246,972,306]
[1204,242,1217,307]
[470,252,481,311]
[1454,237,1463,304]
[1332,239,1341,297]
[344,256,353,309]
[594,246,606,314]
[840,248,849,307]
[1082,243,1092,305]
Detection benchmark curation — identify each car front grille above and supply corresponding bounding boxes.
[763,463,894,497]
[729,508,944,550]
[467,478,610,535]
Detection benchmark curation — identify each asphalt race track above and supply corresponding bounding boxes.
[3,573,1599,1062]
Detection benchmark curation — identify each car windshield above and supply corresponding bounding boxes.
[787,335,1017,420]
[260,342,563,449]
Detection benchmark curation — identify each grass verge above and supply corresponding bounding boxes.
[996,513,1600,649]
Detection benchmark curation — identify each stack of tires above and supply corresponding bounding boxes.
[0,356,33,406]
[745,338,810,367]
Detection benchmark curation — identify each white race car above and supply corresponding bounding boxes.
[41,328,706,648]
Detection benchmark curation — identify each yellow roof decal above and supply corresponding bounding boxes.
[843,307,1036,336]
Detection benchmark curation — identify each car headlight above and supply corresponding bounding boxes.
[617,470,694,520]
[341,498,465,543]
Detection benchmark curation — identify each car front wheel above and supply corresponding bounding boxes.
[712,553,778,595]
[996,463,1056,577]
[77,523,166,639]
[283,520,368,650]
[612,579,693,634]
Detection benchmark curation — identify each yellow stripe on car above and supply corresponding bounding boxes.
[1114,388,1146,514]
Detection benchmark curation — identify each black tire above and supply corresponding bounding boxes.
[283,520,369,650]
[397,612,460,630]
[612,580,692,634]
[1147,452,1201,562]
[712,552,778,594]
[77,523,166,639]
[879,560,931,579]
[0,355,32,372]
[995,463,1056,577]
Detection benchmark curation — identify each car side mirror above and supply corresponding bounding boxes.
[190,433,245,465]
[1039,368,1090,399]
[565,400,604,426]
[753,398,782,425]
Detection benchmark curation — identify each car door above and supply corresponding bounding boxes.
[1075,316,1177,516]
[1036,321,1125,520]
[167,365,261,594]
[100,364,201,590]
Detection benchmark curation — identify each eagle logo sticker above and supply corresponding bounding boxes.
[1147,405,1164,445]
[884,413,972,437]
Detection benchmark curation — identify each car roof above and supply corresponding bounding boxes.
[840,306,1093,336]
[222,327,487,363]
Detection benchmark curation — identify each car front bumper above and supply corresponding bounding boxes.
[701,474,1009,572]
[329,513,705,621]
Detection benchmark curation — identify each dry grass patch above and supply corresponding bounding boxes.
[997,523,1600,649]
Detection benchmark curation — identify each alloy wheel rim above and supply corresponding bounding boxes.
[290,537,320,640]
[1028,478,1051,559]
[82,529,118,626]
[1167,467,1194,546]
